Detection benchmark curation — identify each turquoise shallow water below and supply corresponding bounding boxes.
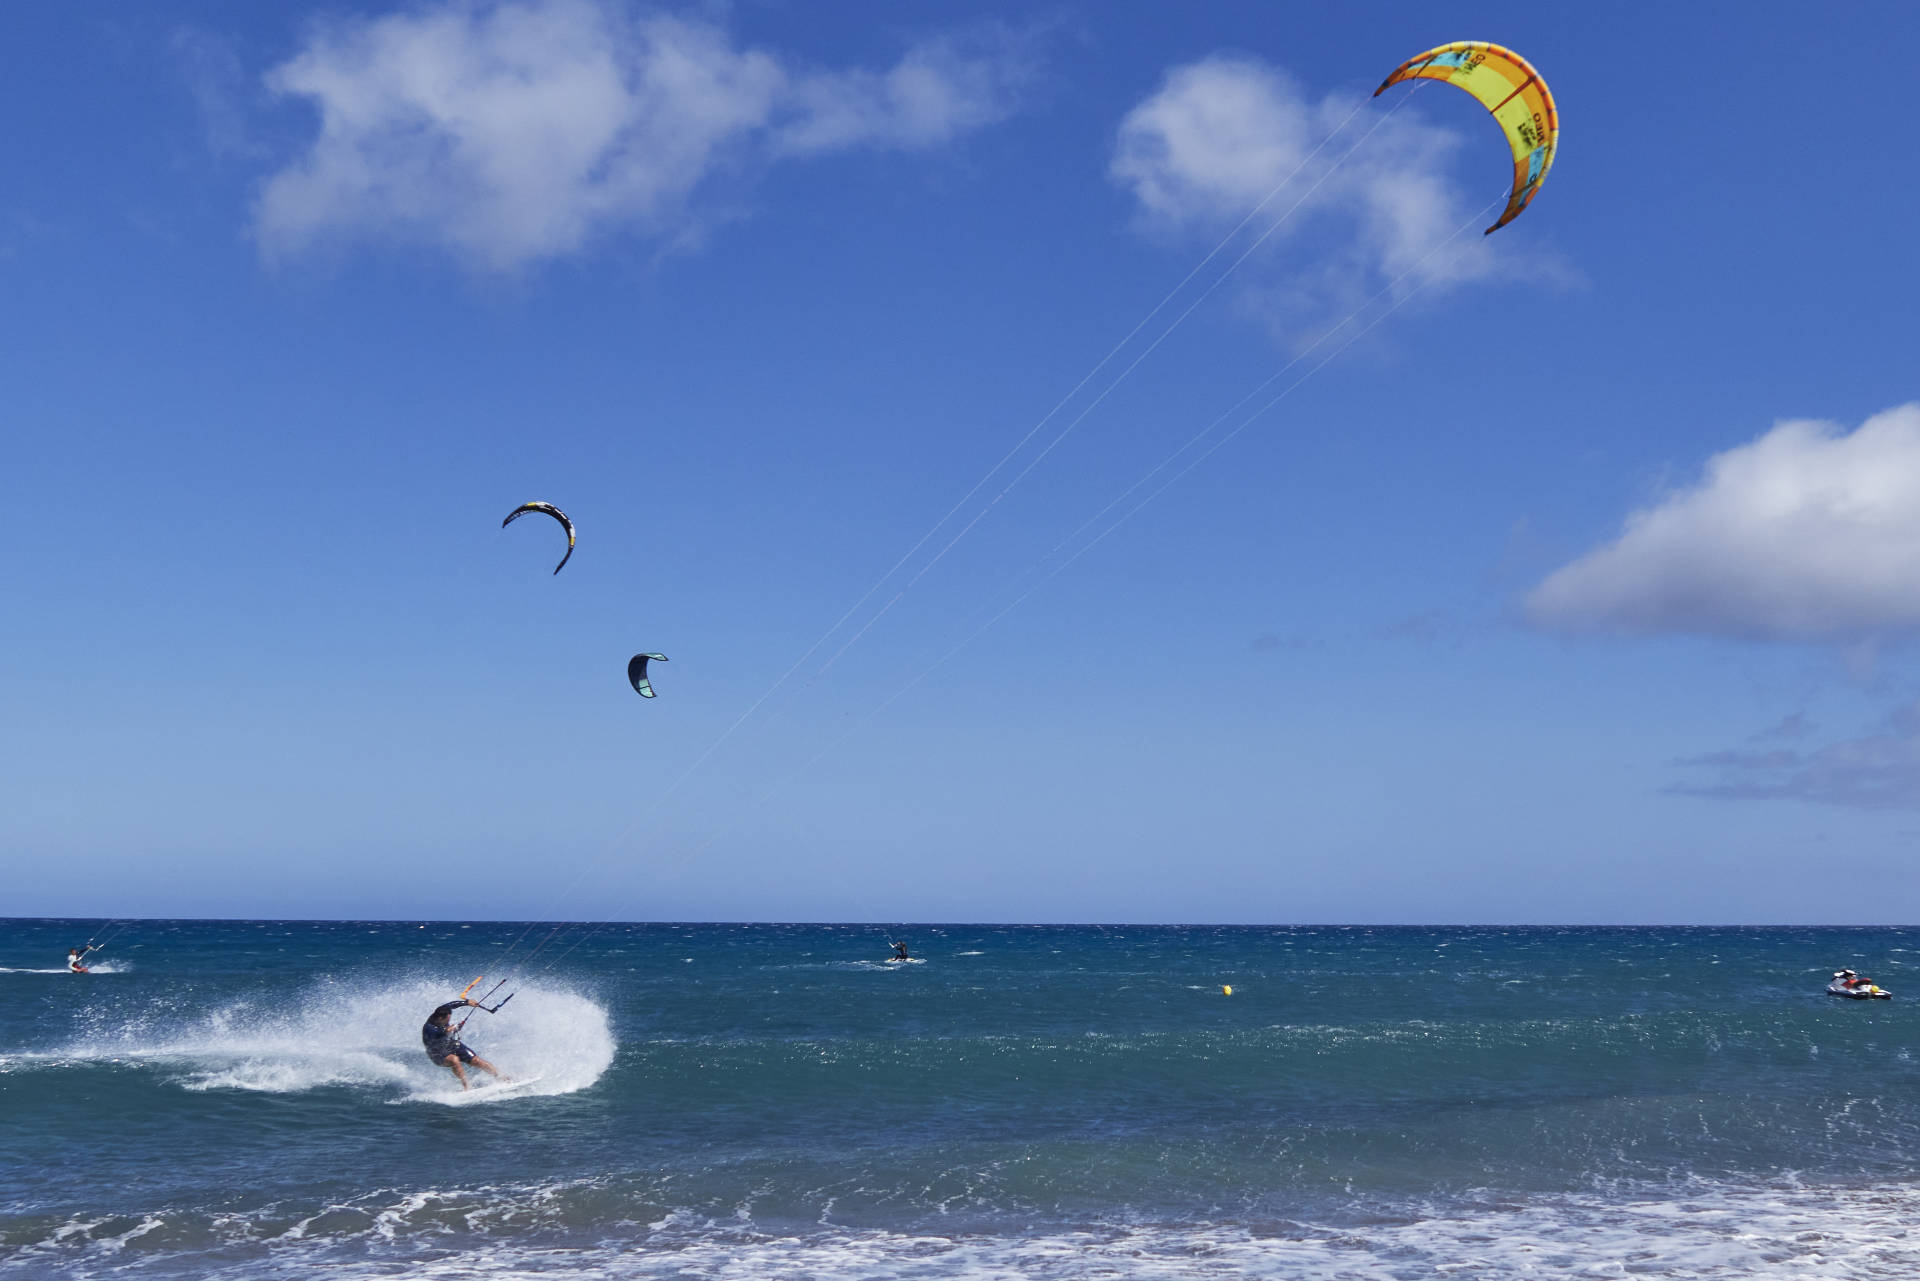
[3,920,1918,1278]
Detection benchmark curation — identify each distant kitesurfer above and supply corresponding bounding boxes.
[66,946,97,973]
[422,998,508,1090]
[891,940,910,961]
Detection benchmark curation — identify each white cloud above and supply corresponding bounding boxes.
[775,37,1026,155]
[1113,59,1327,223]
[173,28,267,162]
[1109,57,1565,337]
[256,1,1027,269]
[1528,404,1920,642]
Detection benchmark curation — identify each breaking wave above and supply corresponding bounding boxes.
[6,1178,1919,1279]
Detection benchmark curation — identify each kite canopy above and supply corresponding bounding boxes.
[502,501,576,574]
[1374,41,1558,233]
[628,653,669,698]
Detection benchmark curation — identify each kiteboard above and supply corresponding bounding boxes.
[446,1075,546,1104]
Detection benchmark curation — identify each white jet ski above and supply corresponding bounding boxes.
[1828,971,1891,999]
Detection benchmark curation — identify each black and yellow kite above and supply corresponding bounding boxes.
[502,501,576,574]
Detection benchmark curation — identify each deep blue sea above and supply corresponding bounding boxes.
[4,920,1918,1278]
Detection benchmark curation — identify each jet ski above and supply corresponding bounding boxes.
[1828,971,1891,999]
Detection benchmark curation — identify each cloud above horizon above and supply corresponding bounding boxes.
[255,0,1030,269]
[1672,701,1920,810]
[1528,403,1920,642]
[1109,57,1567,340]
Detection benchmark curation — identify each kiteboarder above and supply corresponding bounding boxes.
[66,946,97,973]
[891,940,910,961]
[422,998,508,1090]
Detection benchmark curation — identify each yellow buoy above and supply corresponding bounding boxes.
[1222,985,1233,996]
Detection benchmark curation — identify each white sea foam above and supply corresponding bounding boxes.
[393,1181,1920,1279]
[818,958,930,972]
[12,1179,1920,1279]
[15,977,613,1103]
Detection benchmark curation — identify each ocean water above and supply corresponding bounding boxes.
[3,921,1917,1279]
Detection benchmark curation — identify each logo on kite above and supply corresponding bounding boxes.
[628,653,669,698]
[1373,41,1559,233]
[501,501,576,574]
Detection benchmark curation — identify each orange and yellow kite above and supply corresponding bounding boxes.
[1374,42,1559,233]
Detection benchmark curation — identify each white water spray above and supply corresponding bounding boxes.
[24,976,614,1104]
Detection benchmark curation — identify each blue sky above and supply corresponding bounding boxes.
[5,1,1919,924]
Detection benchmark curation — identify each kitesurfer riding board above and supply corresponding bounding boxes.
[422,998,510,1090]
[66,946,98,973]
